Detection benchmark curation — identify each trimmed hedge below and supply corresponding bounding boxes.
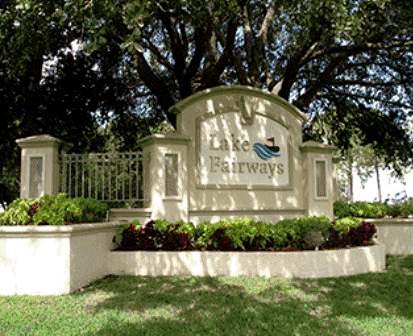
[118,216,376,252]
[334,199,413,218]
[0,194,108,225]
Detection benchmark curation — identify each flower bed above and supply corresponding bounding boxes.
[116,217,377,252]
[108,216,385,279]
[107,240,385,278]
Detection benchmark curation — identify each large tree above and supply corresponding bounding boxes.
[65,0,413,167]
[2,0,413,205]
[0,0,147,205]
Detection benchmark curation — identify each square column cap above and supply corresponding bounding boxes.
[299,141,336,154]
[16,134,71,150]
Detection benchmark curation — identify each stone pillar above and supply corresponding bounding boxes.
[300,141,336,219]
[137,133,191,222]
[16,135,64,200]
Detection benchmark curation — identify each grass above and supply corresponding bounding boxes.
[1,255,413,336]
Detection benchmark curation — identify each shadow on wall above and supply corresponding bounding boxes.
[107,242,385,279]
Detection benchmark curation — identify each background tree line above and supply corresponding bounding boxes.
[1,0,413,207]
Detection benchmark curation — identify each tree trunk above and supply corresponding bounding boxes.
[375,161,382,203]
[348,156,354,203]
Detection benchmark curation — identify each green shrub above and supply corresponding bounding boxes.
[194,218,287,251]
[334,201,392,218]
[273,216,331,248]
[197,216,332,251]
[274,219,300,247]
[297,216,331,235]
[1,199,32,225]
[268,223,289,248]
[0,194,109,225]
[31,194,81,225]
[195,219,240,250]
[399,199,413,217]
[66,197,109,223]
[152,219,196,240]
[334,201,351,218]
[333,217,364,237]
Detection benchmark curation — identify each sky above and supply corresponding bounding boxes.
[353,169,412,202]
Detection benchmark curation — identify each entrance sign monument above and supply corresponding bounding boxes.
[17,86,336,224]
[138,85,336,223]
[4,85,388,296]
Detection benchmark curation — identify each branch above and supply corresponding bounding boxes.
[294,54,350,109]
[131,50,177,126]
[303,39,413,65]
[232,52,250,85]
[184,23,211,84]
[330,79,413,87]
[157,5,186,76]
[199,17,238,90]
[324,89,413,110]
[140,40,174,72]
[258,0,278,44]
[278,34,321,100]
[242,4,257,83]
[257,0,281,90]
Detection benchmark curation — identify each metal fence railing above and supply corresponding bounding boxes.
[59,152,144,204]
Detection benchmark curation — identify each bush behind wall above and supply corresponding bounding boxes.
[334,199,413,218]
[0,194,108,225]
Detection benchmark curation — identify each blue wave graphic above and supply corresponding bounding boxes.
[253,143,281,161]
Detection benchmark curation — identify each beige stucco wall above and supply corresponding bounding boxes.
[368,218,413,254]
[300,142,336,219]
[108,241,385,278]
[174,87,306,221]
[16,134,63,200]
[0,222,123,296]
[138,134,191,223]
[169,86,335,223]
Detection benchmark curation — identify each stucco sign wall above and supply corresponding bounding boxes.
[197,111,290,188]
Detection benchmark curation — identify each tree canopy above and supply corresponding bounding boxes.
[65,0,413,163]
[2,0,413,205]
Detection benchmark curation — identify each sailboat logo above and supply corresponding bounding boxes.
[253,138,281,160]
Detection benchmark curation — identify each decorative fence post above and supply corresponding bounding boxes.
[16,134,67,200]
[137,133,191,222]
[300,141,336,219]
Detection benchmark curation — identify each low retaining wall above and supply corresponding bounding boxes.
[0,222,124,296]
[0,219,387,296]
[368,218,413,255]
[107,240,385,279]
[107,208,152,223]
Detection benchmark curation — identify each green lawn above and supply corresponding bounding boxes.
[1,255,413,336]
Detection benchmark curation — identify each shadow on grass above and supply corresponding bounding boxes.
[70,255,413,336]
[311,254,413,320]
[77,278,350,335]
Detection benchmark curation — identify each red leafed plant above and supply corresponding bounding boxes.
[28,202,42,218]
[346,221,377,246]
[120,220,195,251]
[207,228,233,251]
